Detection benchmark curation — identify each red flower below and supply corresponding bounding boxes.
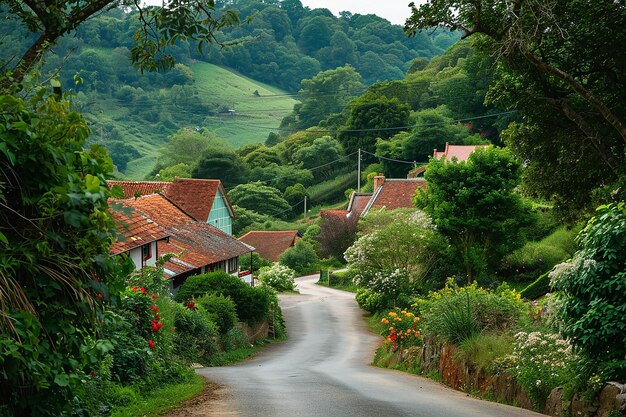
[186,301,196,310]
[97,293,103,299]
[157,322,163,329]
[151,294,157,299]
[148,339,155,350]
[132,286,139,291]
[149,305,158,312]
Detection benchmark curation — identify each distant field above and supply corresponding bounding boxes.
[87,61,297,180]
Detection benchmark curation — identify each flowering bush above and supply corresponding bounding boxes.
[380,310,422,350]
[259,263,296,292]
[345,209,448,308]
[506,331,577,403]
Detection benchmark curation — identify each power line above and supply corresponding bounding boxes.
[243,110,518,133]
[362,150,427,165]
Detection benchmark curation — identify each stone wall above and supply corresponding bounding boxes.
[391,337,626,417]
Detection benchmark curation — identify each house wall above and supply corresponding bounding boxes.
[144,241,157,267]
[129,247,142,270]
[207,188,232,235]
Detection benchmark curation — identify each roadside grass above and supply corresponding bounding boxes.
[110,374,205,417]
[205,336,285,366]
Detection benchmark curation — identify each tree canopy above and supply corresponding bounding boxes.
[406,0,626,216]
[415,147,533,281]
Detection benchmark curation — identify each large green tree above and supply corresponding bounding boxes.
[415,147,533,282]
[406,0,626,215]
[192,147,248,188]
[227,182,292,218]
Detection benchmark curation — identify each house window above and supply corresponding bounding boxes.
[142,243,151,261]
[228,257,238,273]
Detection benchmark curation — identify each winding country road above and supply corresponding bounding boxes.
[197,275,546,417]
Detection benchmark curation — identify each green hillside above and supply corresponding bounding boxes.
[83,61,297,180]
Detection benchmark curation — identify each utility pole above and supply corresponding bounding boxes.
[357,148,361,192]
[303,195,307,219]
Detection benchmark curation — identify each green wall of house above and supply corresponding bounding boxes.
[208,188,232,234]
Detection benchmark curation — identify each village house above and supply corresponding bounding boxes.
[237,230,301,262]
[108,177,235,235]
[109,179,253,292]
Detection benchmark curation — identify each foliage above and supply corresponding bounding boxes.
[154,128,227,174]
[174,271,273,324]
[228,182,292,218]
[278,240,319,275]
[456,333,513,370]
[170,302,219,365]
[232,205,270,236]
[238,251,272,274]
[196,294,238,334]
[355,288,388,314]
[248,163,314,192]
[406,0,626,217]
[345,209,448,302]
[192,147,248,188]
[339,92,411,155]
[283,183,308,211]
[505,332,577,404]
[519,271,551,301]
[379,310,423,350]
[499,226,578,283]
[258,263,296,292]
[415,147,534,282]
[0,91,124,416]
[549,203,626,380]
[283,66,363,130]
[293,136,344,178]
[417,280,527,344]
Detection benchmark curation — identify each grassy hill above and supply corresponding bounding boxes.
[83,61,297,180]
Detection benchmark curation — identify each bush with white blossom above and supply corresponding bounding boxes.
[504,331,577,403]
[344,209,447,307]
[258,263,296,292]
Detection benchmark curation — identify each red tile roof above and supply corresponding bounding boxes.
[107,178,234,223]
[433,142,489,162]
[347,193,372,217]
[124,194,193,228]
[238,230,300,262]
[108,181,170,199]
[111,192,251,279]
[109,203,169,255]
[320,209,349,219]
[367,179,427,212]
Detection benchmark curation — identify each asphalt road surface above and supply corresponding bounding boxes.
[197,275,546,417]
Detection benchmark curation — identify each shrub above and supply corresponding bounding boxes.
[238,251,271,274]
[175,271,274,324]
[278,240,319,274]
[379,310,423,350]
[171,303,219,365]
[520,271,551,300]
[506,332,577,404]
[258,263,296,292]
[456,333,513,370]
[196,294,238,334]
[549,203,626,381]
[355,288,389,313]
[418,280,527,344]
[219,327,249,352]
[329,270,353,287]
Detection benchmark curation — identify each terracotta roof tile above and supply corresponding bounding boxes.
[237,230,300,262]
[108,178,234,223]
[109,203,169,255]
[370,179,427,211]
[348,193,372,216]
[124,194,193,228]
[433,142,488,162]
[107,181,170,199]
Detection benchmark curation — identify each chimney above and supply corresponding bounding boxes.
[373,174,385,193]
